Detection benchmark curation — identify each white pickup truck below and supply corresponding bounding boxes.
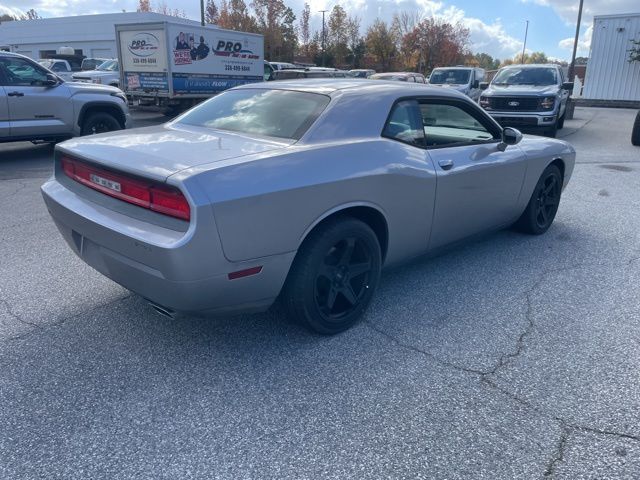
[37,59,75,82]
[71,60,120,87]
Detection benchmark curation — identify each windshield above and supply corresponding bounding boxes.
[97,60,118,71]
[38,60,54,69]
[429,69,470,85]
[492,67,557,86]
[177,89,330,140]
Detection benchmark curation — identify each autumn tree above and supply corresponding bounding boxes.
[365,19,399,72]
[137,0,151,11]
[205,0,219,24]
[25,9,40,19]
[217,0,257,32]
[502,51,549,66]
[402,18,469,73]
[252,0,297,61]
[328,5,349,67]
[299,3,311,57]
[346,16,362,67]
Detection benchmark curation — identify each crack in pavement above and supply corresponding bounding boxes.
[0,180,28,200]
[0,297,42,329]
[4,293,133,342]
[363,255,640,476]
[543,425,570,477]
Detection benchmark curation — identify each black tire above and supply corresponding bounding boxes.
[81,112,122,136]
[632,111,640,146]
[283,217,382,335]
[557,113,565,130]
[514,164,563,235]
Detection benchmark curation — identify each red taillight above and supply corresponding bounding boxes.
[61,156,190,221]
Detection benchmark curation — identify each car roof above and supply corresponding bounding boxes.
[501,64,560,69]
[432,66,475,70]
[235,78,465,99]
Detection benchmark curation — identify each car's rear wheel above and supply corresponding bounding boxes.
[632,110,640,146]
[283,217,381,335]
[81,112,121,135]
[514,164,563,235]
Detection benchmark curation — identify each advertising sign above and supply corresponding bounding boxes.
[167,24,263,78]
[119,29,167,72]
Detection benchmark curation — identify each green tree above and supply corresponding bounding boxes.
[473,52,500,70]
[252,0,297,61]
[299,3,311,57]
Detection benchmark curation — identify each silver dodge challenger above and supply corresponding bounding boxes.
[42,80,575,334]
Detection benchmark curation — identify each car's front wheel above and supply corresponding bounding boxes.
[283,217,382,335]
[514,164,563,235]
[81,112,122,135]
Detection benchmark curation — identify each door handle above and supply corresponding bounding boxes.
[438,159,454,170]
[7,91,24,97]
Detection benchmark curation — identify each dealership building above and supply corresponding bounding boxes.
[583,12,640,103]
[0,12,200,61]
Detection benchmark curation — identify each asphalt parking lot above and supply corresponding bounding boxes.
[1,107,639,479]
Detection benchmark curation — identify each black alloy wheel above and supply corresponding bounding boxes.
[314,236,373,320]
[514,164,563,235]
[283,217,382,334]
[81,112,121,136]
[534,171,561,229]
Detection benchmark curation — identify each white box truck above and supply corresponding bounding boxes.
[115,21,266,112]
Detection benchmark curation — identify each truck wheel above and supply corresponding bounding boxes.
[81,112,122,135]
[283,217,382,335]
[632,111,640,146]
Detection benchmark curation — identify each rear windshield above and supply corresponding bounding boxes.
[429,69,470,85]
[177,89,330,140]
[493,67,557,86]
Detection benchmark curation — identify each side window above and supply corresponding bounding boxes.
[0,58,48,86]
[419,101,499,148]
[382,100,424,147]
[52,62,67,72]
[407,76,415,83]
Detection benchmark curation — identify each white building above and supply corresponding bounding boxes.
[583,13,640,102]
[0,12,200,60]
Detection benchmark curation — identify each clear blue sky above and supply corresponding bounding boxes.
[0,0,637,60]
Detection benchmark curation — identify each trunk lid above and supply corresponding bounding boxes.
[57,124,292,181]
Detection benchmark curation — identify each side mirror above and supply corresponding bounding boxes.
[498,127,523,151]
[479,82,489,90]
[472,80,480,89]
[562,82,574,91]
[44,73,59,87]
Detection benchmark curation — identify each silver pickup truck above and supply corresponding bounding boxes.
[478,64,573,137]
[1,52,130,144]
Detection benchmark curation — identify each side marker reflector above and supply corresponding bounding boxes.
[228,266,263,280]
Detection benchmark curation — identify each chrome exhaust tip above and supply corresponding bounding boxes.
[147,301,176,319]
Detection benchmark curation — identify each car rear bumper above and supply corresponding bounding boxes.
[41,177,294,316]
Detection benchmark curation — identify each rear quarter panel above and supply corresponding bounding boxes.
[178,139,437,266]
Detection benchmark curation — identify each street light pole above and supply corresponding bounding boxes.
[319,9,328,67]
[521,20,529,64]
[200,0,205,26]
[568,0,584,83]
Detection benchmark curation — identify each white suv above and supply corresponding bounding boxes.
[0,52,130,143]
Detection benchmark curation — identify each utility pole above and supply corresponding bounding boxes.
[319,9,328,67]
[521,20,529,64]
[200,0,205,26]
[568,0,584,83]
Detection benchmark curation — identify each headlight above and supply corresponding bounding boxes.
[540,96,555,110]
[92,78,102,84]
[479,96,490,109]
